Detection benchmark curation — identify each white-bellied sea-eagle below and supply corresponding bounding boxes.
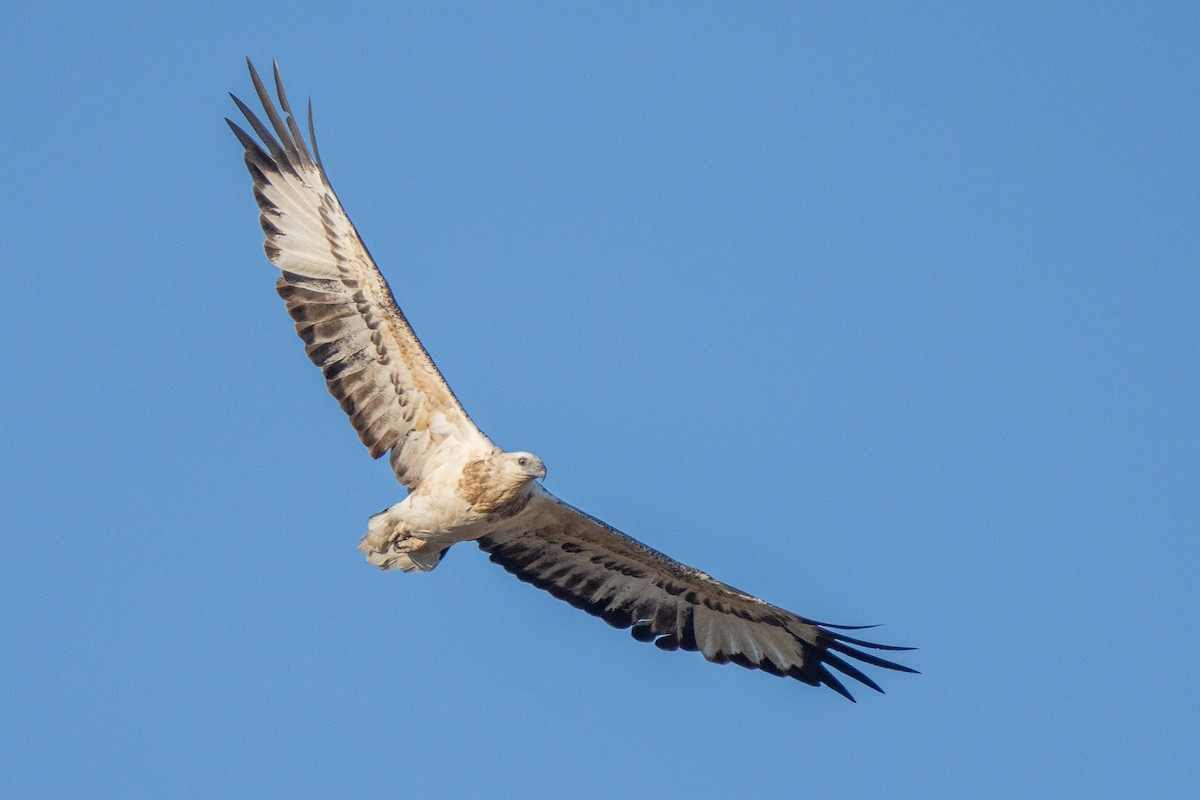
[227,59,916,700]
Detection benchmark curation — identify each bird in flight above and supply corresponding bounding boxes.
[227,59,916,700]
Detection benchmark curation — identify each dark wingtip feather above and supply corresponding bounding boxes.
[228,93,289,167]
[829,629,918,652]
[244,58,303,170]
[819,667,857,702]
[820,648,885,694]
[827,638,921,674]
[225,117,268,159]
[224,116,251,144]
[271,60,316,169]
[308,99,325,171]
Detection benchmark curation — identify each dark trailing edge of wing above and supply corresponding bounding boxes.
[476,524,918,702]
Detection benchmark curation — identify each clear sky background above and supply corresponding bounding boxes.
[3,2,1198,797]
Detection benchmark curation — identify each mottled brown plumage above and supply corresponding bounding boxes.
[458,457,538,516]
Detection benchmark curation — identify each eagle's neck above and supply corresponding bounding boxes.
[457,454,537,518]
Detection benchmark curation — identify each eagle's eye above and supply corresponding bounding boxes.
[518,457,528,466]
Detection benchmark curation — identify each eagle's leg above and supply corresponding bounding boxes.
[358,502,415,554]
[357,503,446,573]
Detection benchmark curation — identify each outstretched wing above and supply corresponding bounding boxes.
[478,490,916,700]
[227,59,490,488]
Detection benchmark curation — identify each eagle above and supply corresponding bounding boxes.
[227,59,916,700]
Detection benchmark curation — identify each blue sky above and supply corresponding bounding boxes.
[3,2,1198,797]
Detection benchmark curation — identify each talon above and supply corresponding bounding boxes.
[390,537,423,554]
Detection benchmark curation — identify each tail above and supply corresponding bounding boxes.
[359,539,448,572]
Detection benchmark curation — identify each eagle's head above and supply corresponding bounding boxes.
[504,451,547,481]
